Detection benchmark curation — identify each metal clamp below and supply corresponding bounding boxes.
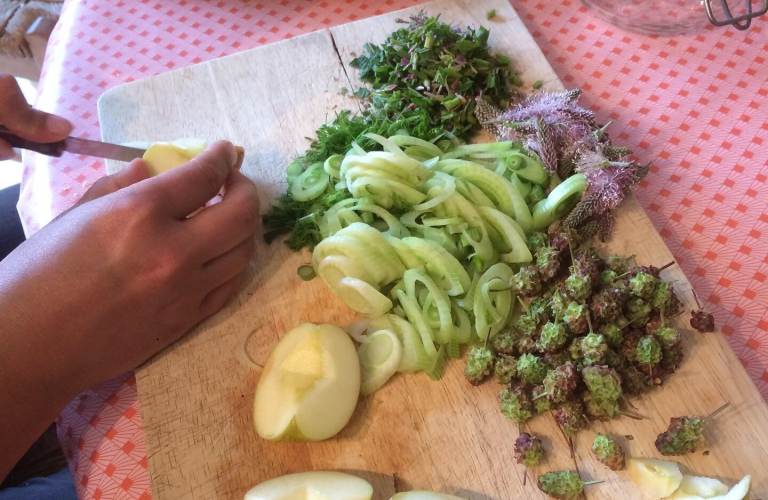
[705,0,768,30]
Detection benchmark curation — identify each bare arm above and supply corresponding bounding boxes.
[0,76,259,480]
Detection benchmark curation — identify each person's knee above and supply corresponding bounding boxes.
[0,468,77,500]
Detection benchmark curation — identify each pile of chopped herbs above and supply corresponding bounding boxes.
[263,12,515,251]
[351,11,513,138]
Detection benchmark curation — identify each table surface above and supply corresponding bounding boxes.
[19,0,768,499]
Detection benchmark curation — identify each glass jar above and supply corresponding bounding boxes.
[580,0,767,35]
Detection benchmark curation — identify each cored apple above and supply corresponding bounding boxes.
[244,471,373,500]
[253,323,360,441]
[627,458,683,500]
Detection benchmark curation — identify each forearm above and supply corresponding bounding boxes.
[0,352,74,481]
[0,260,80,481]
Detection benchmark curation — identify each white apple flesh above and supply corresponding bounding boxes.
[627,458,683,500]
[253,323,361,442]
[244,471,373,500]
[667,476,729,499]
[142,138,208,176]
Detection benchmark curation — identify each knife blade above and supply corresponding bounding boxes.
[0,125,146,162]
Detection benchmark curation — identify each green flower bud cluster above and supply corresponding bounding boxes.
[517,353,548,384]
[465,345,494,384]
[500,383,533,424]
[580,333,608,365]
[592,433,625,470]
[655,416,705,455]
[538,470,586,500]
[514,431,544,466]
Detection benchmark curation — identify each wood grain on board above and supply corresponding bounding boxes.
[97,0,768,499]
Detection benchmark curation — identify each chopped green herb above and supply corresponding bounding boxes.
[352,87,371,98]
[532,79,543,89]
[350,11,513,138]
[486,9,496,20]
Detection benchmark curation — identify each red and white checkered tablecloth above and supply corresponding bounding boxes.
[17,0,767,499]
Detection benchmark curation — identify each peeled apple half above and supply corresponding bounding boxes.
[627,458,683,500]
[141,138,245,176]
[244,471,373,500]
[253,323,360,442]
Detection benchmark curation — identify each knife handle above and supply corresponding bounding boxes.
[0,125,66,157]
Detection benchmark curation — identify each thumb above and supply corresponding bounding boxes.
[80,159,150,204]
[140,141,238,219]
[0,74,73,142]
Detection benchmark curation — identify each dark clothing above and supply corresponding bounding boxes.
[0,469,76,500]
[0,184,25,261]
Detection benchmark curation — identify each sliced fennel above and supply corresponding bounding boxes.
[424,345,447,381]
[334,277,393,317]
[531,173,587,230]
[509,172,532,198]
[317,254,377,288]
[313,234,391,286]
[478,206,532,263]
[397,289,438,358]
[474,263,515,340]
[435,159,533,232]
[350,204,411,238]
[451,300,472,343]
[505,152,548,185]
[401,237,471,296]
[384,235,424,270]
[403,269,455,345]
[297,265,316,281]
[324,154,344,179]
[414,172,456,211]
[291,162,329,201]
[359,329,403,395]
[440,141,519,159]
[377,314,432,372]
[340,223,406,284]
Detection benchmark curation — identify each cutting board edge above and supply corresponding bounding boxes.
[95,27,341,126]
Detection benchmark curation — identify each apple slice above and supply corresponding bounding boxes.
[244,471,373,500]
[666,475,751,500]
[627,458,683,500]
[254,323,360,442]
[667,476,729,499]
[712,476,750,500]
[391,491,468,500]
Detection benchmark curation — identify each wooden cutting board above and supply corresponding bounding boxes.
[97,1,768,499]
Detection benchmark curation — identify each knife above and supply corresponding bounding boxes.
[0,125,146,162]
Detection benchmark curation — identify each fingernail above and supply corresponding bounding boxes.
[225,141,237,167]
[46,115,73,136]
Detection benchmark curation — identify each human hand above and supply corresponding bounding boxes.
[0,141,259,399]
[0,74,73,160]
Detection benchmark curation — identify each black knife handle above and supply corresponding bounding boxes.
[0,125,67,157]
